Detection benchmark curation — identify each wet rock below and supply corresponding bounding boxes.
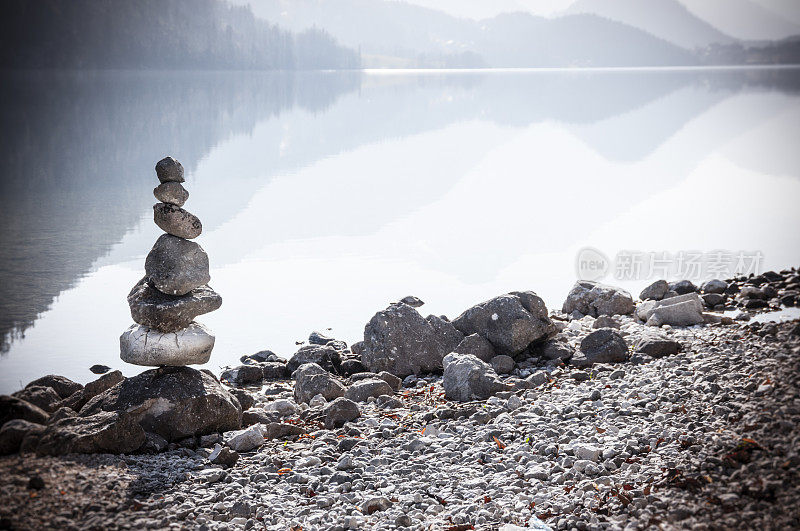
[0,420,45,455]
[209,443,239,467]
[701,279,728,294]
[323,397,360,429]
[573,329,628,367]
[11,386,61,413]
[24,375,82,400]
[490,355,515,375]
[344,379,393,402]
[287,345,342,375]
[144,234,211,296]
[221,365,264,385]
[636,337,682,358]
[669,279,699,294]
[153,203,202,239]
[155,156,184,183]
[120,322,215,366]
[442,353,512,402]
[80,367,241,442]
[153,181,189,207]
[224,425,264,452]
[453,291,555,357]
[562,281,634,317]
[36,411,146,456]
[639,280,669,301]
[453,333,497,362]
[362,303,463,377]
[241,350,280,363]
[127,277,221,332]
[89,365,111,374]
[293,363,346,404]
[0,395,49,426]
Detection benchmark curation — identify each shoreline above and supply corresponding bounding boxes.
[1,270,799,530]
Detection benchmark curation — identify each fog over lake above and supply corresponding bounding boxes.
[1,66,799,392]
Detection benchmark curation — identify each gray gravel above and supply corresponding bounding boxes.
[1,315,799,530]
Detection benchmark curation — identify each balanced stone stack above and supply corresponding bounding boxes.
[119,157,222,366]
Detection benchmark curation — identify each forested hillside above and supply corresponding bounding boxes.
[0,0,360,70]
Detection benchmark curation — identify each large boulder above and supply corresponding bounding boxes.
[0,419,46,455]
[287,345,342,375]
[127,277,221,332]
[153,203,202,240]
[453,291,555,357]
[453,333,496,362]
[80,367,241,442]
[344,379,393,403]
[636,293,704,327]
[25,375,82,399]
[144,234,210,296]
[293,363,346,404]
[562,282,634,317]
[119,322,215,366]
[442,353,512,402]
[36,411,146,456]
[361,303,463,377]
[571,329,629,367]
[12,386,61,413]
[0,395,49,426]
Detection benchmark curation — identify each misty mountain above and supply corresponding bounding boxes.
[239,0,696,67]
[0,0,359,69]
[565,0,735,49]
[678,0,800,41]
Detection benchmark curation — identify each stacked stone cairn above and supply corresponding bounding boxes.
[120,157,222,366]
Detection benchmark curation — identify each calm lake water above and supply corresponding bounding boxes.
[1,67,799,393]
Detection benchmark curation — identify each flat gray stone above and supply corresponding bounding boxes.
[119,322,215,366]
[127,277,221,332]
[153,182,189,207]
[153,203,202,239]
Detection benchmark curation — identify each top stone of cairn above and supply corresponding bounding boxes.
[155,156,185,184]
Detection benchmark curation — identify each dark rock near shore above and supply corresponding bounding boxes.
[261,362,290,380]
[288,344,342,375]
[145,234,211,296]
[669,280,699,295]
[339,358,367,377]
[563,281,635,317]
[89,364,112,374]
[701,279,728,294]
[639,280,669,301]
[453,291,554,357]
[153,203,203,239]
[155,156,185,183]
[0,420,45,455]
[636,337,682,358]
[308,331,335,345]
[36,411,146,456]
[0,395,50,426]
[58,371,124,412]
[362,303,463,377]
[323,397,360,429]
[80,367,241,442]
[400,295,424,308]
[535,339,574,361]
[127,277,221,332]
[25,375,83,400]
[221,364,264,385]
[153,181,189,207]
[573,329,629,367]
[11,386,61,413]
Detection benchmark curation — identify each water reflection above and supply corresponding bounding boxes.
[0,67,798,391]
